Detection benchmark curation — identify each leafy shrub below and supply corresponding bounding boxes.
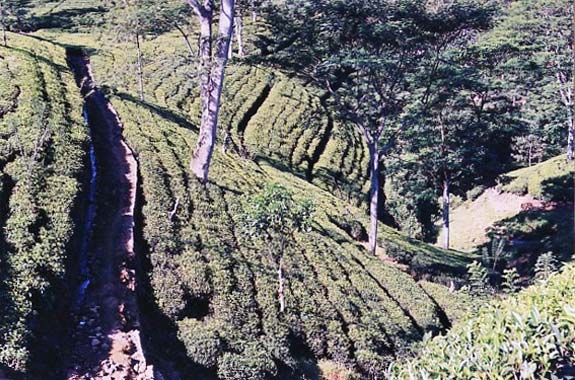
[534,251,559,282]
[502,267,520,293]
[387,264,575,380]
[466,261,489,295]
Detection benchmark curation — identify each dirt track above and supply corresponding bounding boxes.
[66,49,153,380]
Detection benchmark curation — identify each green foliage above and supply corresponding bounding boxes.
[466,261,489,295]
[0,34,88,372]
[534,252,559,282]
[502,267,520,294]
[388,264,575,379]
[241,182,315,243]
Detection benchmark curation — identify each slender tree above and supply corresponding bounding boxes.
[113,0,169,101]
[241,183,314,312]
[185,0,235,183]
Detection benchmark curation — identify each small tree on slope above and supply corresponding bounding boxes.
[241,183,314,313]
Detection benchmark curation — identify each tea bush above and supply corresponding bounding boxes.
[0,34,88,372]
[388,264,575,380]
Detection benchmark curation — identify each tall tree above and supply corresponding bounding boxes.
[113,0,169,101]
[269,0,493,255]
[185,0,235,183]
[483,0,573,160]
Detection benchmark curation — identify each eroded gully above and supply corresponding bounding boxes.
[66,48,154,380]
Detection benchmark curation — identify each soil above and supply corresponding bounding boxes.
[66,50,154,380]
[437,188,545,251]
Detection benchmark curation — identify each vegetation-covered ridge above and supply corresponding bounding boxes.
[0,33,88,373]
[388,263,575,379]
[110,63,468,378]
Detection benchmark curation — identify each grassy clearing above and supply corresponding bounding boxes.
[499,155,573,201]
[438,155,574,253]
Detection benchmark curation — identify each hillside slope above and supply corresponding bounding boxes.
[0,29,473,379]
[438,155,573,257]
[389,263,575,379]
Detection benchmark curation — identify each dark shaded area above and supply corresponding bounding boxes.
[178,295,211,321]
[328,214,368,242]
[114,90,198,132]
[28,6,108,32]
[491,205,573,278]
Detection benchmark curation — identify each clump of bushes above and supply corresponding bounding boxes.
[0,36,88,372]
[387,264,575,379]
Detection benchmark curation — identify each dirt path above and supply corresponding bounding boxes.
[66,49,153,380]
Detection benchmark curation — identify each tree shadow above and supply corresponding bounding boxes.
[28,6,108,31]
[113,90,198,133]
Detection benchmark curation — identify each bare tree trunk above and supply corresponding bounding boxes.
[278,256,285,312]
[442,175,450,250]
[228,30,233,59]
[235,16,244,57]
[135,33,144,101]
[567,110,574,161]
[189,0,235,183]
[174,23,195,58]
[1,3,7,47]
[368,145,379,255]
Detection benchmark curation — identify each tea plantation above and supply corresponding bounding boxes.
[0,34,88,371]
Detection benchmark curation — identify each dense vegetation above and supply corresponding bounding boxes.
[389,264,575,379]
[0,34,88,371]
[0,0,572,379]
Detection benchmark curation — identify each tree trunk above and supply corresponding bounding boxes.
[567,111,574,161]
[174,23,195,58]
[278,256,285,312]
[0,3,6,47]
[235,16,244,57]
[368,145,379,255]
[228,31,233,59]
[442,176,450,250]
[135,33,144,101]
[190,0,235,183]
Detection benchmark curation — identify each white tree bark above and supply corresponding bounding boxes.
[368,144,380,255]
[235,16,244,57]
[135,33,144,101]
[442,177,450,250]
[187,0,235,183]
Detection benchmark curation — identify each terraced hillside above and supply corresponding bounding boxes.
[0,34,89,374]
[0,28,472,379]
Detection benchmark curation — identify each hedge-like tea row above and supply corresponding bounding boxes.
[0,34,88,372]
[41,30,474,378]
[244,76,330,174]
[312,121,370,204]
[109,89,458,378]
[388,264,575,379]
